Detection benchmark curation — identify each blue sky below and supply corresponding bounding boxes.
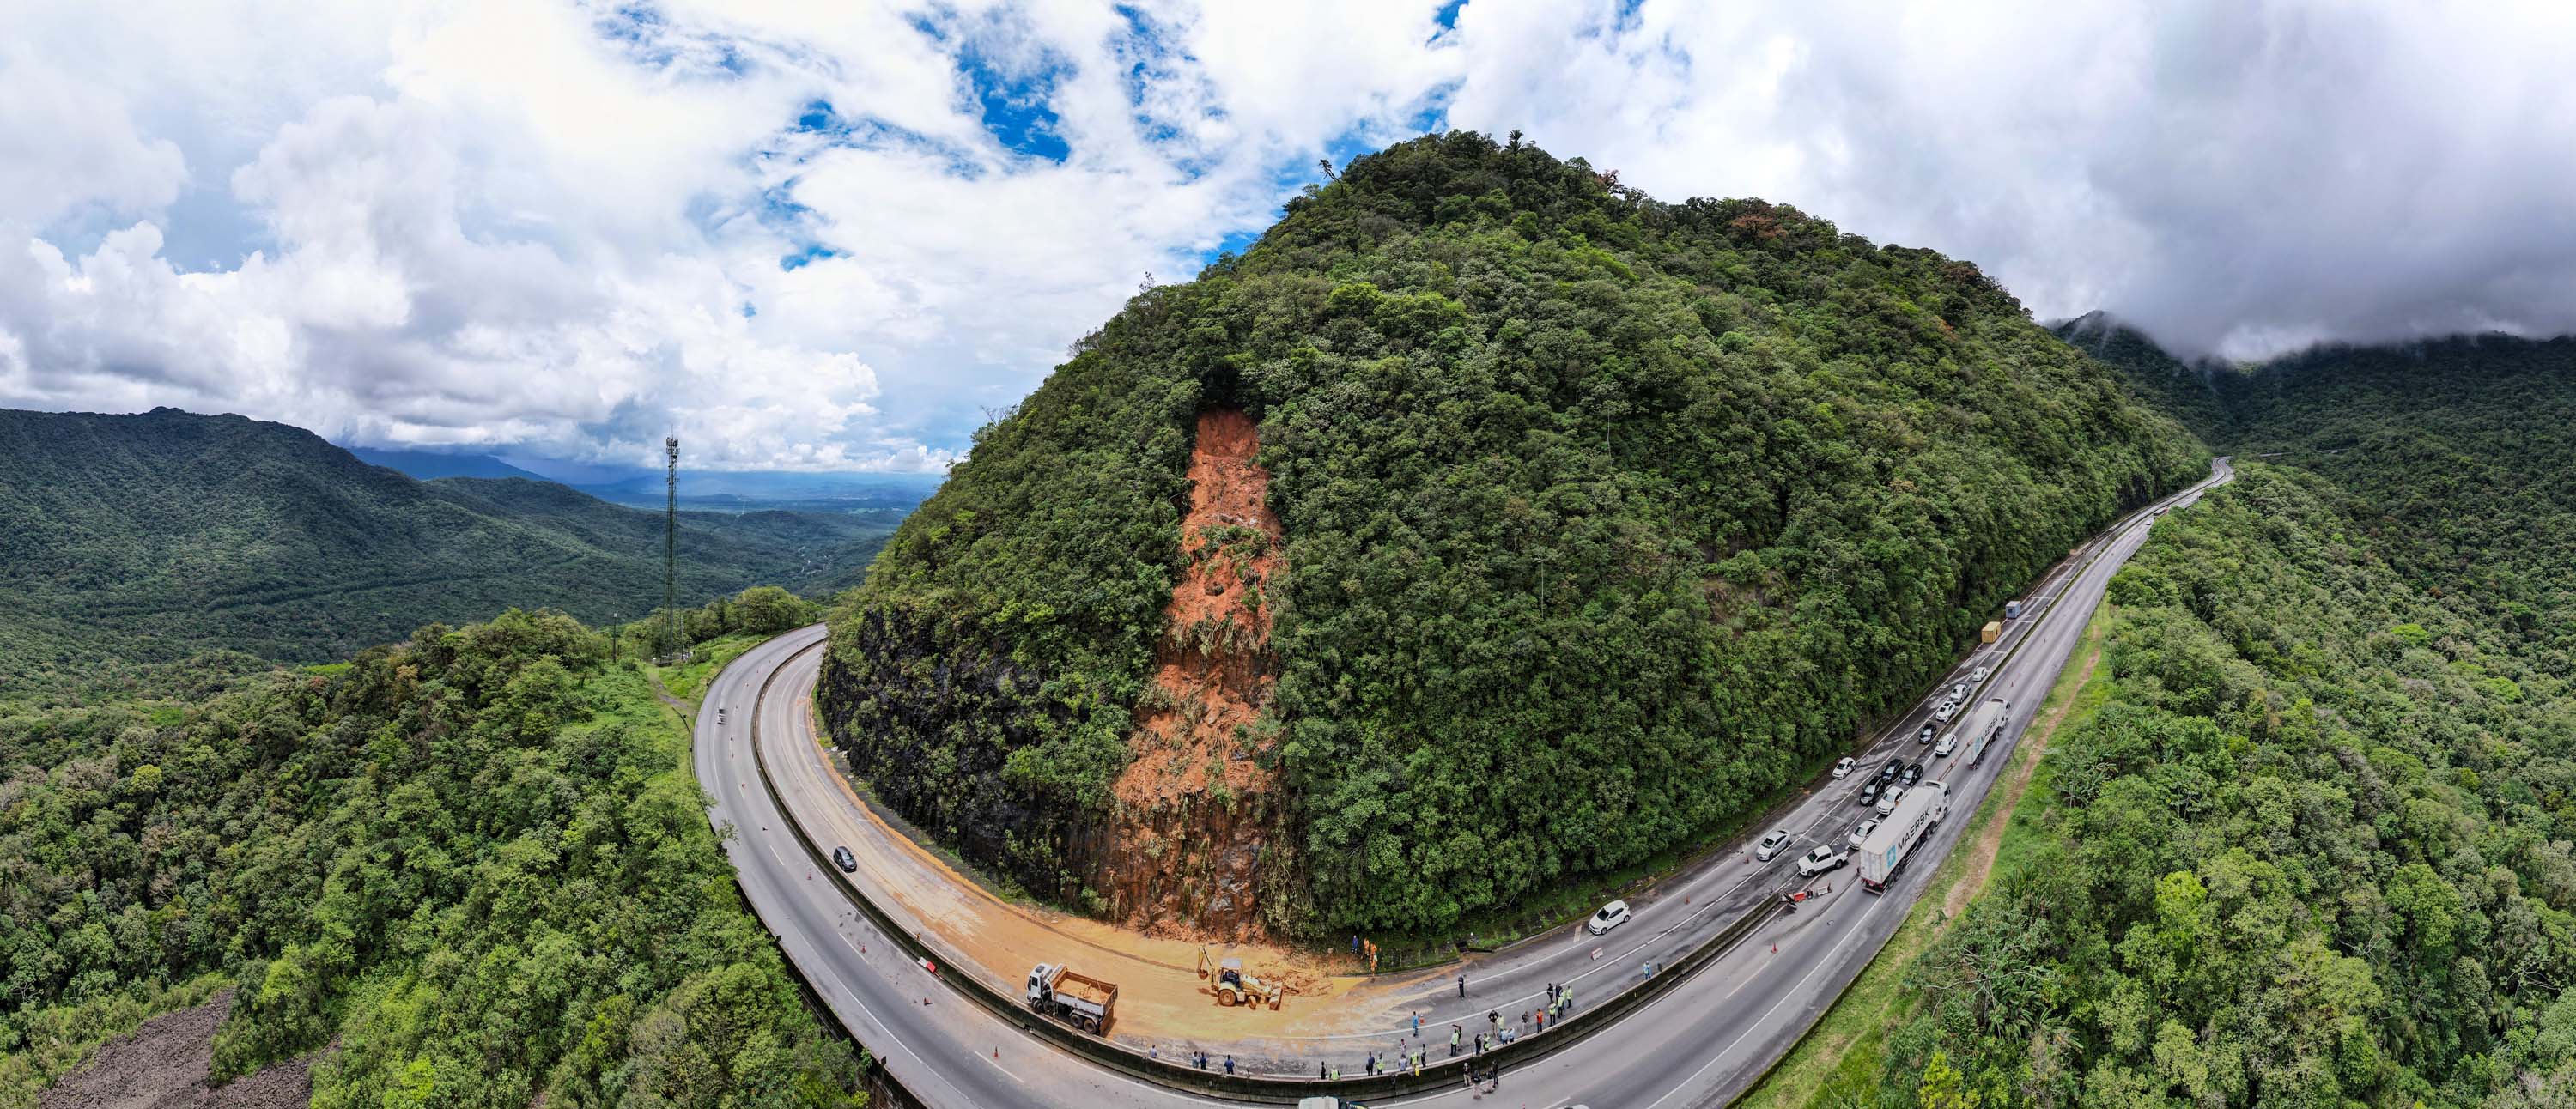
[3,1,2572,472]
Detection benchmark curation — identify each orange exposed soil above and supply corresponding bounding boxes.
[1103,409,1291,942]
[795,692,1388,1045]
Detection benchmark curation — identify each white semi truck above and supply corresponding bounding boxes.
[1856,781,1951,894]
[1947,696,2011,767]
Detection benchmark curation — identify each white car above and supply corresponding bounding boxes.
[1934,732,1959,757]
[1933,700,1960,722]
[1832,756,1856,779]
[1587,899,1632,936]
[1875,784,1908,816]
[1754,828,1794,862]
[1971,665,1991,683]
[1797,845,1849,878]
[1946,682,1969,701]
[1849,819,1880,849]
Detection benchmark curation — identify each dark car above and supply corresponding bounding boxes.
[1917,723,1937,744]
[1901,762,1923,785]
[832,845,859,872]
[1880,759,1904,783]
[1857,779,1883,806]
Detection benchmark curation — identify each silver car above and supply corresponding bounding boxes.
[1755,828,1794,862]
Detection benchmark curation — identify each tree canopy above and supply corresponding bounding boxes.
[0,609,866,1107]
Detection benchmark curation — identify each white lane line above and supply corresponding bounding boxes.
[1643,894,1888,1109]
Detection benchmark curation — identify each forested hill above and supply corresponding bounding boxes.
[1849,331,2576,1107]
[0,609,868,1104]
[0,407,895,703]
[2065,327,2576,637]
[821,130,2208,937]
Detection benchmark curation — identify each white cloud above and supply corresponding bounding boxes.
[2,0,2572,472]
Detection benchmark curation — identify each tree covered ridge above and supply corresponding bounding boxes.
[0,609,865,1107]
[0,406,894,706]
[1874,463,2576,1108]
[823,130,2207,933]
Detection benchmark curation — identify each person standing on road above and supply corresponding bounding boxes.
[1450,1023,1461,1057]
[1456,973,1466,998]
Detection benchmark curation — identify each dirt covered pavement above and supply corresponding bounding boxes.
[37,990,320,1109]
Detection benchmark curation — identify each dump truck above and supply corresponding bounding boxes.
[1857,781,1951,894]
[1952,696,2010,767]
[1980,620,2002,644]
[1026,963,1118,1033]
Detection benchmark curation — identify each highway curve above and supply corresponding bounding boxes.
[696,458,2233,1108]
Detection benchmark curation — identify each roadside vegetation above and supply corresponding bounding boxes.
[0,609,866,1107]
[823,130,2205,936]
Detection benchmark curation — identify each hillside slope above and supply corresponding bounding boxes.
[820,131,2207,937]
[0,407,896,702]
[1821,331,2576,1109]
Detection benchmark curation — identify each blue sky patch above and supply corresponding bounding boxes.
[780,243,839,270]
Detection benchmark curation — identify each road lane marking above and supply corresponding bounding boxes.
[1643,894,1888,1109]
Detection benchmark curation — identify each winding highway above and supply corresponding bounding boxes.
[696,458,2232,1108]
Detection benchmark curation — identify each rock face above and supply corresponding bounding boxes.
[817,603,1106,903]
[1101,409,1291,940]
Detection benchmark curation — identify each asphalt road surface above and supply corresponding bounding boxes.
[697,458,2233,1108]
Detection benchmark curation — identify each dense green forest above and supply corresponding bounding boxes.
[0,407,896,705]
[822,130,2207,934]
[1855,336,2576,1108]
[0,609,865,1107]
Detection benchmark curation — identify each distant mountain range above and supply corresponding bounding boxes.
[349,445,945,512]
[1,407,906,703]
[348,446,553,482]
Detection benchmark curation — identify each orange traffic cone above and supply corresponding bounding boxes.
[1771,942,1778,954]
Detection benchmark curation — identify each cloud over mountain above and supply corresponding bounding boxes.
[3,1,2569,468]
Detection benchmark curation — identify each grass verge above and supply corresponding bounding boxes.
[1733,599,2120,1109]
[647,633,766,707]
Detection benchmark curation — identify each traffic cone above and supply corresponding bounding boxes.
[1771,942,1777,954]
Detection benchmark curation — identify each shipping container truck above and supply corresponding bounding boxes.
[2005,600,2024,619]
[1953,696,2010,767]
[1980,621,2002,644]
[1857,782,1951,894]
